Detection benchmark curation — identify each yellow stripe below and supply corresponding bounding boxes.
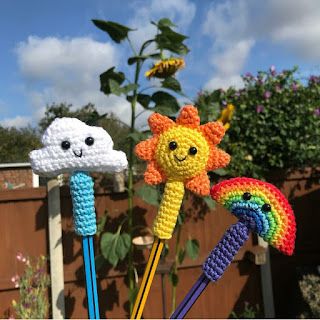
[131,238,165,319]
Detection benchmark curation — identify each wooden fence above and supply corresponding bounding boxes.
[1,170,318,319]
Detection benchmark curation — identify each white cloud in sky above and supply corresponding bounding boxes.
[203,0,320,90]
[11,0,196,129]
[129,0,196,51]
[15,35,142,127]
[0,115,32,128]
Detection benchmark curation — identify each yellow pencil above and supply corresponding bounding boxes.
[131,105,230,319]
[131,238,164,319]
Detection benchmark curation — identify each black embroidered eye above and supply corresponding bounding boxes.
[169,141,177,150]
[242,192,251,200]
[85,137,94,146]
[61,140,71,150]
[189,147,197,155]
[262,203,271,212]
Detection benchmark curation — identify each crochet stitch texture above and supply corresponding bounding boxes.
[29,117,127,176]
[203,220,250,282]
[211,177,296,255]
[30,118,128,236]
[203,177,296,283]
[70,171,96,236]
[135,105,230,239]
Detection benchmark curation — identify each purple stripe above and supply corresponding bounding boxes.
[171,273,209,319]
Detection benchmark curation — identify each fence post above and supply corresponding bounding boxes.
[47,179,65,319]
[258,237,275,318]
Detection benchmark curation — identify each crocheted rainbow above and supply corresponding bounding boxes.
[211,177,296,255]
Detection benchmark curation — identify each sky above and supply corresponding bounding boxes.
[1,0,320,129]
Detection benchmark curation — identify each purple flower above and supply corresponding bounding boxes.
[235,91,241,97]
[256,105,264,113]
[222,100,227,106]
[244,72,253,78]
[270,65,276,76]
[292,83,298,91]
[314,108,320,116]
[263,91,271,99]
[257,78,264,85]
[309,75,320,84]
[275,85,281,93]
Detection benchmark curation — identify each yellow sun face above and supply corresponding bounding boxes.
[135,105,231,196]
[155,126,209,180]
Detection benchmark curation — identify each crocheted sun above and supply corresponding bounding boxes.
[135,105,231,196]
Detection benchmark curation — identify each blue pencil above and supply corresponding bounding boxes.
[70,171,100,319]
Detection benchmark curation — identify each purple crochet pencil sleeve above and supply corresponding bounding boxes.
[203,220,250,282]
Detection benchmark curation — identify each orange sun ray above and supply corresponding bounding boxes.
[144,161,166,185]
[148,113,175,135]
[135,137,158,161]
[135,105,230,196]
[176,105,200,128]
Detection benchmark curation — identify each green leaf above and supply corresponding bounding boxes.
[108,79,137,96]
[213,168,228,176]
[177,212,185,226]
[162,77,181,92]
[128,55,148,65]
[100,67,125,95]
[128,53,162,65]
[127,131,150,143]
[129,286,139,304]
[109,79,123,96]
[116,232,130,260]
[169,272,179,287]
[186,239,199,260]
[96,213,107,237]
[100,232,119,266]
[135,184,160,206]
[203,196,216,209]
[178,248,186,265]
[137,94,151,109]
[151,91,180,115]
[92,19,133,43]
[157,18,176,28]
[95,254,106,271]
[155,26,189,55]
[100,230,130,267]
[121,83,138,95]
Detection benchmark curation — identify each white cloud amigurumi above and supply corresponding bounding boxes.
[30,117,128,236]
[29,117,128,176]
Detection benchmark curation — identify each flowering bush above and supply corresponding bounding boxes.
[10,253,50,319]
[196,66,320,178]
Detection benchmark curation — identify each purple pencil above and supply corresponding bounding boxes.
[171,178,296,319]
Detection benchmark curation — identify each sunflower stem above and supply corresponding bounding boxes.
[127,55,143,314]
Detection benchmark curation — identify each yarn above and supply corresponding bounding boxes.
[153,180,184,239]
[30,118,128,237]
[135,105,230,239]
[203,220,250,282]
[29,117,128,176]
[70,171,96,236]
[211,177,296,256]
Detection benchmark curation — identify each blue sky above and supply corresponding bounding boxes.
[1,0,320,128]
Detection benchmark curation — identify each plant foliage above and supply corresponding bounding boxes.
[195,66,320,179]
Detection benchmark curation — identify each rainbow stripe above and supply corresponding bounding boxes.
[211,177,296,255]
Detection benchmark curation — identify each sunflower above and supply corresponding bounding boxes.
[217,103,235,130]
[135,105,230,239]
[145,57,185,79]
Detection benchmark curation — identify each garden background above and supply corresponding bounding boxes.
[1,1,320,318]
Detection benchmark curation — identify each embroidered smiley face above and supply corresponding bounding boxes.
[155,126,210,180]
[135,105,231,196]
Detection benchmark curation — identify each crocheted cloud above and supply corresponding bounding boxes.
[30,117,128,176]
